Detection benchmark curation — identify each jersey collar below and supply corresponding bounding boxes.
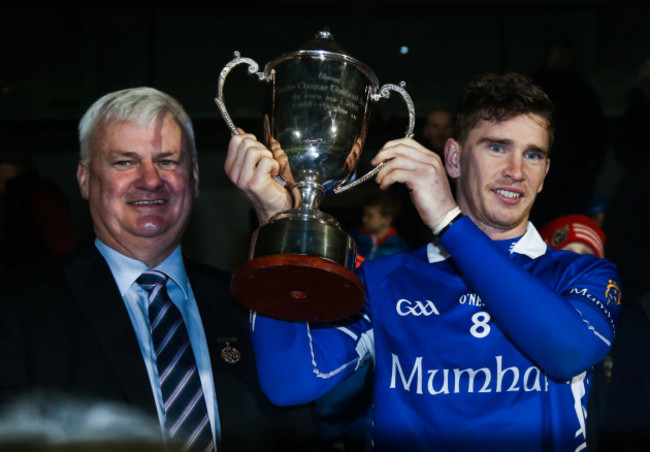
[427,221,547,263]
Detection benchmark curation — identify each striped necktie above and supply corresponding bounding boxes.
[137,270,215,451]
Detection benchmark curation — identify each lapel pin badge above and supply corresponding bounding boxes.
[218,337,241,364]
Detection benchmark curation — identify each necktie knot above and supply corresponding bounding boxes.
[136,270,168,294]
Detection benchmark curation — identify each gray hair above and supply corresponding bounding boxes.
[78,87,197,165]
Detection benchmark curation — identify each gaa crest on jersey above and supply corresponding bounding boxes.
[550,225,570,247]
[605,279,621,306]
[396,298,440,316]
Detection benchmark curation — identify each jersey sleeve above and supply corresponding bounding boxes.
[249,310,374,406]
[440,216,622,380]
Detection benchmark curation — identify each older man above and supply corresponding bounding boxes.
[0,87,322,451]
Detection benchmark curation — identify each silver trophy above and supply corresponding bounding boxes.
[216,29,415,321]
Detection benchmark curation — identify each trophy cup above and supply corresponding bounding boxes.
[216,29,415,322]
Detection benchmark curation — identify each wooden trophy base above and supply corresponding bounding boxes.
[230,254,365,322]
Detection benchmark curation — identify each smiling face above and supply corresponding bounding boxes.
[77,112,199,266]
[446,113,550,240]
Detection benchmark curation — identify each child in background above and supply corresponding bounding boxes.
[350,191,410,260]
[539,213,605,258]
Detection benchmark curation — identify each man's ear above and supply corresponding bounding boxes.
[444,139,461,178]
[77,161,89,200]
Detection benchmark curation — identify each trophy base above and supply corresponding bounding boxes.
[231,254,365,322]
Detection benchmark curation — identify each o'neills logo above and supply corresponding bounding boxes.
[390,354,548,395]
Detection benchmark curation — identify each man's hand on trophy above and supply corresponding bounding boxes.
[372,138,457,233]
[225,131,292,225]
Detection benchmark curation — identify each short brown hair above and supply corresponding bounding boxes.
[454,72,555,147]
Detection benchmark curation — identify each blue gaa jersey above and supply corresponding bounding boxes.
[250,217,622,452]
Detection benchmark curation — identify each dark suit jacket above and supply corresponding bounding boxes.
[0,243,324,451]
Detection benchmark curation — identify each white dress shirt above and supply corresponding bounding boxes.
[95,238,221,446]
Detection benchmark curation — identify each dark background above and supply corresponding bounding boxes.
[2,0,648,270]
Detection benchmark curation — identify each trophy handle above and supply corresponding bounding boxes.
[333,81,416,194]
[215,51,270,136]
[371,81,416,139]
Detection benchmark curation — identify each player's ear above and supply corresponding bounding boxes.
[445,139,461,178]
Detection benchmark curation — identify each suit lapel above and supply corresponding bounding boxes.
[185,260,256,433]
[186,259,243,370]
[63,244,157,415]
[185,259,249,364]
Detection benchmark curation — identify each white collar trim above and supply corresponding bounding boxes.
[511,222,547,259]
[427,221,547,263]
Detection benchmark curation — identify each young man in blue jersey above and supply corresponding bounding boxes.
[225,72,622,451]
